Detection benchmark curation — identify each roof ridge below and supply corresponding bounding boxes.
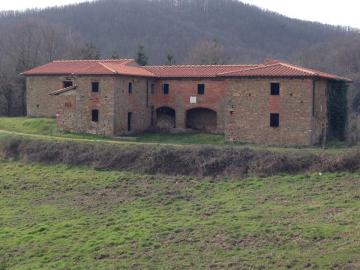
[53,59,134,63]
[217,64,276,76]
[279,62,352,81]
[278,62,316,75]
[146,64,260,68]
[98,62,117,74]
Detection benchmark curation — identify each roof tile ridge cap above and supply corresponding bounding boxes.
[145,64,260,68]
[53,59,134,63]
[127,66,157,77]
[98,62,117,74]
[279,62,316,75]
[217,64,271,75]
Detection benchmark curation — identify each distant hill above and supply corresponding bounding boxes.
[0,0,357,64]
[0,0,359,137]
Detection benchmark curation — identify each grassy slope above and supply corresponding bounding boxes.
[0,117,225,145]
[0,117,357,155]
[0,160,359,269]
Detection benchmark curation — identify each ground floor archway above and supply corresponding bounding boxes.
[186,108,217,132]
[156,106,176,130]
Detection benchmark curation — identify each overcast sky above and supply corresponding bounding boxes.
[0,0,359,29]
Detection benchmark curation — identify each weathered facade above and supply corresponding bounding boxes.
[225,78,331,145]
[23,59,351,146]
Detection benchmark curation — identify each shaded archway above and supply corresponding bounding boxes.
[156,107,176,130]
[186,108,217,132]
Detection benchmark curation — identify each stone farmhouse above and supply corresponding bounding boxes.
[23,59,351,146]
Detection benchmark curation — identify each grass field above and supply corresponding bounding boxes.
[0,117,357,155]
[0,117,226,145]
[0,160,359,269]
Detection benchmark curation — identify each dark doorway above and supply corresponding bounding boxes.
[128,112,132,132]
[92,109,99,122]
[156,107,176,130]
[186,108,217,132]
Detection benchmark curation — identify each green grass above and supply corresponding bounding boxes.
[137,132,226,145]
[0,117,113,141]
[0,160,359,269]
[0,117,226,145]
[0,117,358,155]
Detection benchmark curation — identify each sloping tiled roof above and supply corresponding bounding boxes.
[218,62,352,82]
[22,59,352,82]
[100,62,155,77]
[21,59,154,77]
[144,65,260,78]
[49,85,77,96]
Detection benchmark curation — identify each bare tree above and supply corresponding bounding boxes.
[186,39,228,65]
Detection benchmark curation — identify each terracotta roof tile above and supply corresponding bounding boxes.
[101,62,155,77]
[144,65,260,78]
[49,85,77,96]
[218,62,352,82]
[22,59,352,82]
[22,59,140,76]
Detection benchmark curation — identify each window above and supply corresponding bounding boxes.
[128,82,133,94]
[128,112,132,131]
[163,83,169,95]
[63,81,73,88]
[198,84,205,95]
[92,82,99,93]
[271,83,280,95]
[151,83,155,95]
[270,113,280,128]
[92,109,99,122]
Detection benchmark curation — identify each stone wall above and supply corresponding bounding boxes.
[28,73,334,146]
[26,76,64,117]
[113,76,152,135]
[311,79,328,145]
[225,78,315,146]
[55,75,117,136]
[54,75,151,136]
[149,78,227,133]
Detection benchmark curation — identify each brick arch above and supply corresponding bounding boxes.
[186,107,217,132]
[156,106,176,130]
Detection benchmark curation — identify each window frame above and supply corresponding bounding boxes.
[91,109,99,122]
[197,84,205,95]
[128,82,133,95]
[128,112,132,132]
[63,80,73,88]
[270,82,280,96]
[151,83,155,95]
[91,82,99,93]
[163,83,169,95]
[270,113,280,128]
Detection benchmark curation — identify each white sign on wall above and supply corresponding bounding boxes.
[190,96,197,104]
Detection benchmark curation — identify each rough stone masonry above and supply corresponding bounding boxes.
[23,59,351,146]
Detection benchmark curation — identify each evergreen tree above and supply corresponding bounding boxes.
[135,45,148,66]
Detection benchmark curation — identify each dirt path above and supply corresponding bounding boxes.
[0,129,161,146]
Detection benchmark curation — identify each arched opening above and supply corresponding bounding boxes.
[186,108,217,132]
[156,107,176,130]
